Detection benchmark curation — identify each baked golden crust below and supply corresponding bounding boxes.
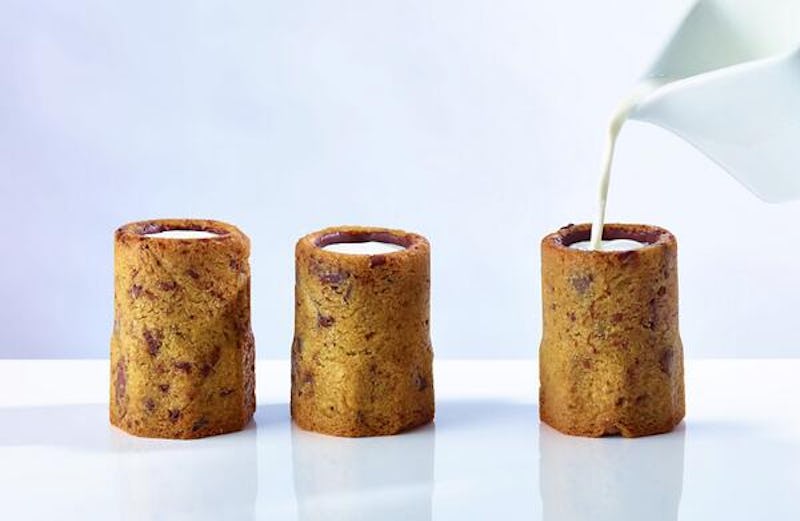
[539,223,685,437]
[110,219,255,439]
[291,226,435,437]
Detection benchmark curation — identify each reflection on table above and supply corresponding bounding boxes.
[539,423,685,521]
[112,420,258,521]
[292,424,435,521]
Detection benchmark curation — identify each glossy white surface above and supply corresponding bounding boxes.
[1,360,799,520]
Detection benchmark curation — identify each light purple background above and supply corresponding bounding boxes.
[2,0,799,358]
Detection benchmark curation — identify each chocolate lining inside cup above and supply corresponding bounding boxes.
[316,230,411,249]
[138,222,227,238]
[559,226,664,248]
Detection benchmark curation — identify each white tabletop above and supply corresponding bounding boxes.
[0,359,798,520]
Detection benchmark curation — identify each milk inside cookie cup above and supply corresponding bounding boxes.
[552,223,669,253]
[569,238,645,251]
[130,221,231,240]
[144,230,221,239]
[317,229,410,255]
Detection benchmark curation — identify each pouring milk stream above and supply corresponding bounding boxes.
[579,0,800,251]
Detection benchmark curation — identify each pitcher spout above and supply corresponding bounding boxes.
[630,49,800,203]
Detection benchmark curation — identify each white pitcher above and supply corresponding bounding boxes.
[628,0,800,203]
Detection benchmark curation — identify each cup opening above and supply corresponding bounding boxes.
[316,230,411,248]
[559,225,664,248]
[316,230,410,254]
[138,222,227,239]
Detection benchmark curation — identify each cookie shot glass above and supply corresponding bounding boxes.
[291,226,435,437]
[110,219,255,439]
[539,223,685,437]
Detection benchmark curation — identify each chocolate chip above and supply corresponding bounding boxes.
[230,258,241,271]
[143,330,161,356]
[200,364,212,378]
[191,418,209,432]
[130,285,143,299]
[657,285,667,297]
[413,373,428,391]
[571,274,593,295]
[173,361,192,373]
[319,271,348,284]
[140,223,161,234]
[186,268,200,279]
[168,409,181,422]
[158,384,170,393]
[209,345,221,366]
[158,281,178,291]
[369,255,386,268]
[618,250,639,264]
[364,331,375,340]
[219,388,234,397]
[317,314,335,328]
[114,359,126,406]
[143,398,155,413]
[644,298,658,330]
[567,312,576,322]
[310,259,350,284]
[660,349,674,375]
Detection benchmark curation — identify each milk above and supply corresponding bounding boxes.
[589,81,662,250]
[145,230,220,239]
[322,241,406,255]
[571,239,645,252]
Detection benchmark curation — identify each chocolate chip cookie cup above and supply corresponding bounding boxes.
[539,223,685,437]
[291,226,435,437]
[110,219,255,439]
